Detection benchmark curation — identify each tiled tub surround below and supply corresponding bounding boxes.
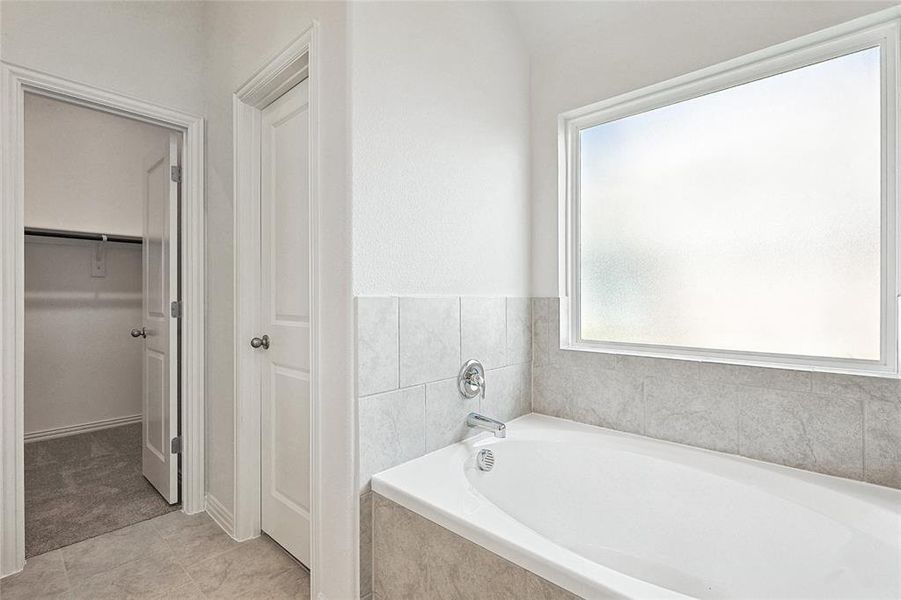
[532,298,901,490]
[356,296,532,598]
[370,414,901,599]
[371,493,578,600]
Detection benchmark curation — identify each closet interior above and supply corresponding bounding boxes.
[23,93,180,557]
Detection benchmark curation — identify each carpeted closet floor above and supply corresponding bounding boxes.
[24,422,179,557]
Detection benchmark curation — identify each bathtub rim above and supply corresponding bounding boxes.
[371,413,901,600]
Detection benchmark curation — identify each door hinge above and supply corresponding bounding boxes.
[170,165,182,183]
[170,300,182,319]
[171,436,182,454]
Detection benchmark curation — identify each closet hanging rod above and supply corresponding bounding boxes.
[24,227,143,245]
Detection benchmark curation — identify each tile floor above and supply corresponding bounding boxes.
[0,511,310,599]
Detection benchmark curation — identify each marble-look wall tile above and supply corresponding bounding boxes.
[698,362,810,392]
[506,298,532,365]
[865,399,901,488]
[740,388,863,479]
[645,379,739,452]
[461,297,507,370]
[372,495,431,599]
[616,355,698,381]
[811,372,901,404]
[425,377,479,452]
[359,296,538,596]
[399,297,460,387]
[529,298,900,489]
[570,367,643,434]
[553,345,618,372]
[373,494,579,600]
[486,364,529,423]
[360,492,373,599]
[520,360,532,414]
[358,386,426,492]
[532,362,572,420]
[531,298,550,367]
[356,297,399,397]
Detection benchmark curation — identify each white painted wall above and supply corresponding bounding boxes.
[201,4,356,597]
[22,95,169,436]
[526,0,899,295]
[350,1,531,296]
[24,239,142,436]
[0,1,205,114]
[25,94,171,238]
[1,1,206,578]
[3,6,356,595]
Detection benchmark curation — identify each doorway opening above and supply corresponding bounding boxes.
[0,63,205,578]
[233,29,320,579]
[22,94,182,557]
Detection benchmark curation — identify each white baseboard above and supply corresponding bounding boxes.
[24,414,142,443]
[205,493,236,538]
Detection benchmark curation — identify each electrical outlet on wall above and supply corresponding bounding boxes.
[91,239,107,277]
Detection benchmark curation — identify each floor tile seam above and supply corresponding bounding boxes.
[180,562,213,600]
[166,531,243,569]
[177,531,250,573]
[58,550,74,596]
[68,544,192,597]
[64,529,171,589]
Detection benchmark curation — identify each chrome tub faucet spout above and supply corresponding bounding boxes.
[466,412,506,438]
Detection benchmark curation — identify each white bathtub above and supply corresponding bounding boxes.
[371,413,901,599]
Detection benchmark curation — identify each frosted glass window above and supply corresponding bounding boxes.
[578,48,881,360]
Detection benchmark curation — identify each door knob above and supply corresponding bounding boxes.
[130,327,147,338]
[250,335,270,349]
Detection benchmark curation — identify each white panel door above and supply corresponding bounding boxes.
[141,133,179,504]
[259,80,312,565]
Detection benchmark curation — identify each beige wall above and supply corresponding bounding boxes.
[25,94,171,238]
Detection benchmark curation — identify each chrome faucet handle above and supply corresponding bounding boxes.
[470,371,486,399]
[459,360,486,400]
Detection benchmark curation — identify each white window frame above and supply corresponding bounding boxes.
[559,9,901,378]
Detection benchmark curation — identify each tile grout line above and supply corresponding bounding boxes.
[155,529,202,596]
[180,531,253,570]
[394,297,400,391]
[528,298,533,413]
[503,296,510,366]
[458,296,463,368]
[178,554,210,600]
[861,398,868,481]
[56,548,74,597]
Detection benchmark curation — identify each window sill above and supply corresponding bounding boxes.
[559,340,901,380]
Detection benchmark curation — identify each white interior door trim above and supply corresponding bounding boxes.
[0,63,206,577]
[233,24,351,599]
